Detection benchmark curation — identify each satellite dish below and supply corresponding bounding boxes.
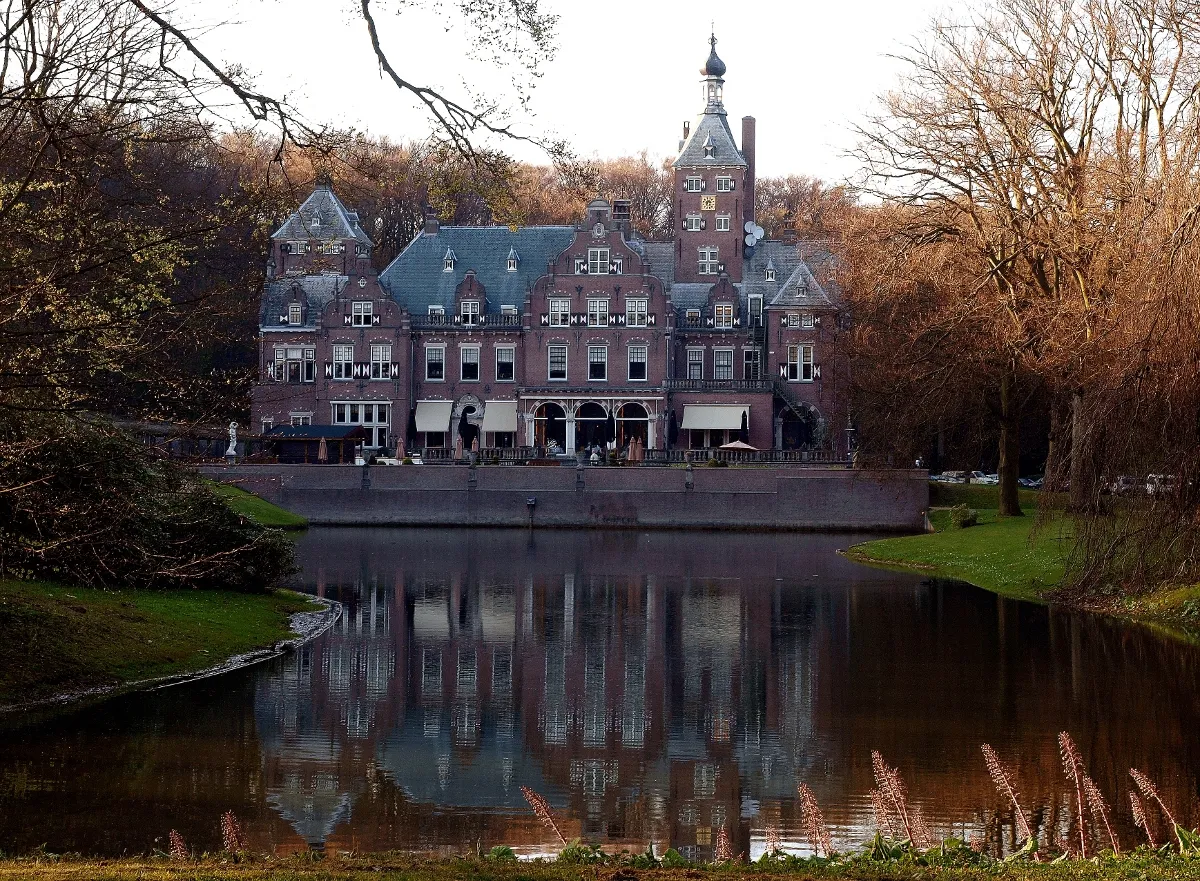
[745,233,757,246]
[753,224,765,239]
[744,220,756,234]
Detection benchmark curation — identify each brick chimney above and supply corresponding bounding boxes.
[741,116,756,225]
[423,208,439,235]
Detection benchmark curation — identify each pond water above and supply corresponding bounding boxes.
[2,527,1199,858]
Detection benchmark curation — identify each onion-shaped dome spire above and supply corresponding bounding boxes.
[701,33,726,78]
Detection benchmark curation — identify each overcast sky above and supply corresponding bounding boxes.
[184,0,952,182]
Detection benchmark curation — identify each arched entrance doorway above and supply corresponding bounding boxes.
[533,402,566,451]
[780,404,823,450]
[575,402,608,450]
[617,402,649,449]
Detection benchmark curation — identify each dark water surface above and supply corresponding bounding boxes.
[2,527,1199,858]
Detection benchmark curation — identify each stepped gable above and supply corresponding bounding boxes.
[379,226,575,314]
[271,180,373,247]
[259,273,348,328]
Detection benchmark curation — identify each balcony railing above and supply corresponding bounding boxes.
[411,313,524,329]
[644,448,841,465]
[664,379,774,393]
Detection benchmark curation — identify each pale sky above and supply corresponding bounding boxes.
[181,0,953,182]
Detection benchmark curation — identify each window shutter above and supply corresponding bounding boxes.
[390,362,399,378]
[278,315,288,324]
[324,362,333,379]
[700,220,706,230]
[648,313,656,326]
[344,314,352,325]
[540,313,549,326]
[779,364,787,378]
[372,314,381,325]
[266,363,275,380]
[814,365,822,379]
[730,179,736,190]
[780,315,787,327]
[701,179,707,191]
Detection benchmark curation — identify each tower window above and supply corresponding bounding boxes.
[702,136,715,158]
[685,176,703,193]
[716,176,734,192]
[698,247,719,275]
[685,214,702,231]
[716,214,731,231]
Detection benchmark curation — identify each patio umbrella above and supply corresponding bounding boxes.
[667,409,679,448]
[720,440,757,451]
[405,408,418,448]
[317,435,328,463]
[739,410,749,445]
[605,412,616,446]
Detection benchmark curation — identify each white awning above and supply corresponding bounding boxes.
[414,400,453,433]
[481,400,518,433]
[680,405,748,431]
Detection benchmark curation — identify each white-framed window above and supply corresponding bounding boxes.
[460,346,480,381]
[261,417,274,434]
[588,248,610,275]
[685,176,703,193]
[550,298,570,326]
[426,345,445,381]
[443,249,456,272]
[352,301,373,326]
[370,343,392,380]
[686,308,701,325]
[588,346,608,381]
[765,267,776,282]
[507,256,518,271]
[685,214,702,231]
[501,304,518,316]
[743,348,760,380]
[803,312,815,328]
[574,257,587,274]
[714,348,734,380]
[715,303,734,329]
[332,401,390,447]
[787,312,801,328]
[716,214,731,232]
[626,298,648,327]
[333,344,353,380]
[611,256,623,274]
[289,412,312,426]
[460,300,480,325]
[274,346,315,383]
[587,298,609,327]
[548,345,567,381]
[787,344,815,382]
[687,348,704,380]
[289,240,307,255]
[311,216,320,229]
[749,294,763,326]
[716,176,734,192]
[495,346,515,381]
[428,304,445,318]
[628,345,648,381]
[698,247,719,275]
[288,303,302,325]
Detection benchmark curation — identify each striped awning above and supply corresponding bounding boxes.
[680,405,748,431]
[414,400,453,433]
[481,400,518,433]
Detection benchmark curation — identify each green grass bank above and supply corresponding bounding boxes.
[0,581,319,709]
[1,853,1198,881]
[208,482,308,529]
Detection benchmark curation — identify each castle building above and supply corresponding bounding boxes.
[251,37,847,457]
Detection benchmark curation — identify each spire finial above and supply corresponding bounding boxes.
[701,30,726,78]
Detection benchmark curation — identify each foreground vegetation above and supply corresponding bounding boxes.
[209,483,308,530]
[0,581,319,709]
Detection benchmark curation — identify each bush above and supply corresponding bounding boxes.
[704,458,729,467]
[486,846,516,862]
[949,504,979,529]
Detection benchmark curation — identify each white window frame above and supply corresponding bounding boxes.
[713,348,734,380]
[333,344,354,380]
[687,348,704,380]
[587,298,609,327]
[787,344,815,382]
[507,257,518,271]
[588,345,608,381]
[698,247,719,275]
[802,312,815,328]
[765,268,776,282]
[685,213,702,231]
[716,176,734,192]
[428,304,445,318]
[714,303,734,329]
[625,298,648,327]
[370,343,392,380]
[549,298,571,327]
[787,312,801,328]
[352,301,373,326]
[426,345,445,381]
[460,345,481,381]
[716,214,731,232]
[460,300,480,325]
[587,248,610,275]
[686,308,701,325]
[685,176,703,193]
[289,412,312,426]
[743,348,761,379]
[495,346,515,382]
[288,303,302,325]
[548,344,568,381]
[628,345,648,382]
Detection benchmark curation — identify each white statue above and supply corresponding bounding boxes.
[226,421,239,457]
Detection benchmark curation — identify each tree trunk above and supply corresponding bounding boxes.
[998,370,1023,517]
[1044,398,1060,491]
[1069,390,1091,512]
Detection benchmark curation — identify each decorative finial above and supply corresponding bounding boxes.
[701,31,726,78]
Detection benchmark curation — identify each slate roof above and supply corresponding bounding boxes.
[260,273,348,328]
[641,242,676,289]
[743,240,806,306]
[769,260,835,309]
[674,110,747,168]
[379,226,575,314]
[271,183,373,246]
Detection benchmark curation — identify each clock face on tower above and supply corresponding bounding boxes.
[700,195,717,211]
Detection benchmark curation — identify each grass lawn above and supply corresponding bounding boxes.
[208,482,308,529]
[847,483,1070,602]
[0,580,320,709]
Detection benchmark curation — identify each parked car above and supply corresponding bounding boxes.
[969,471,997,484]
[1108,475,1140,495]
[1018,475,1044,489]
[1146,474,1177,496]
[940,470,968,483]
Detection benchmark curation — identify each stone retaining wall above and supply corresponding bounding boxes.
[201,464,928,532]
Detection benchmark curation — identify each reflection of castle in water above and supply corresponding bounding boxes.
[253,545,843,857]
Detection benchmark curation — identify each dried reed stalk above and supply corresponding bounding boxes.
[765,825,782,854]
[1130,791,1157,849]
[871,750,915,842]
[909,804,936,849]
[713,826,733,862]
[1081,774,1120,854]
[1130,768,1182,852]
[1058,732,1088,859]
[798,782,834,857]
[220,811,247,852]
[168,830,187,861]
[520,786,567,845]
[870,788,899,839]
[981,744,1035,847]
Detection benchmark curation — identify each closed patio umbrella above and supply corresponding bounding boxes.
[668,409,679,448]
[406,408,418,448]
[605,412,616,446]
[739,410,749,445]
[317,435,328,463]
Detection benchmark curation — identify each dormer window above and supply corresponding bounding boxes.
[765,268,776,282]
[587,248,610,275]
[506,248,519,272]
[443,248,456,272]
[460,300,480,325]
[352,301,373,326]
[288,303,302,325]
[702,136,715,158]
[310,216,320,229]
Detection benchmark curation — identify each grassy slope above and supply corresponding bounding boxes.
[847,484,1070,602]
[0,581,318,708]
[1,855,1198,881]
[208,482,308,530]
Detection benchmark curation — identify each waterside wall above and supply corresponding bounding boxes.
[201,464,929,532]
